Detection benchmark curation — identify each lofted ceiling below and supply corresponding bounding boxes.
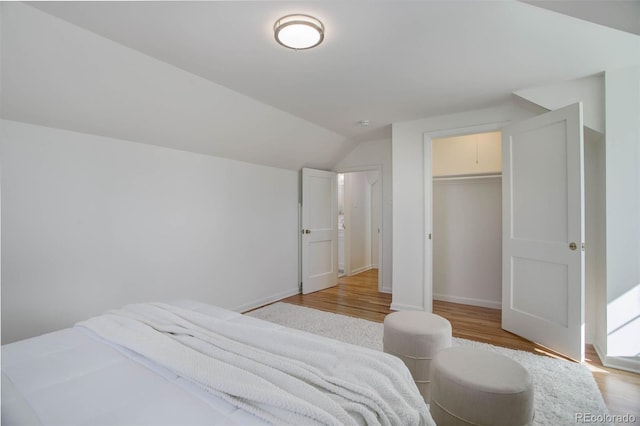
[2,1,639,170]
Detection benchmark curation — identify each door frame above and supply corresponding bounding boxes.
[335,164,384,292]
[423,122,509,312]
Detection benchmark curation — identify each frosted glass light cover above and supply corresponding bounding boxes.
[274,14,324,50]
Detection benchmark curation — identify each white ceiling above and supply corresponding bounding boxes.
[522,0,640,36]
[2,1,639,169]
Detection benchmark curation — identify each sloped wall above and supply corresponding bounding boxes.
[0,2,355,172]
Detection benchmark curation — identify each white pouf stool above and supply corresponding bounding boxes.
[429,347,535,426]
[383,311,452,402]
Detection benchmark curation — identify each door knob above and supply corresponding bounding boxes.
[301,229,311,234]
[569,242,577,251]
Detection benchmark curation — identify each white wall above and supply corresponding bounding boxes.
[433,177,502,309]
[345,172,371,275]
[432,132,502,177]
[601,66,640,372]
[335,138,392,292]
[391,100,541,311]
[0,120,299,344]
[515,74,605,134]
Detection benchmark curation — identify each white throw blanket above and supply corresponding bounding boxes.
[77,303,434,426]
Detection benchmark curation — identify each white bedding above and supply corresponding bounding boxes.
[2,300,433,426]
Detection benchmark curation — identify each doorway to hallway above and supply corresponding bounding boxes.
[337,171,381,287]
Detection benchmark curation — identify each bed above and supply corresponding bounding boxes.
[1,300,434,425]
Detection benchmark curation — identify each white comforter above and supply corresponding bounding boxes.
[77,303,433,426]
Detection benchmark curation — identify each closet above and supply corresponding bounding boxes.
[431,131,502,309]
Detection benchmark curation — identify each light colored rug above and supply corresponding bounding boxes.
[248,302,610,426]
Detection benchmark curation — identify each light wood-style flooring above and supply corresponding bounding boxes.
[280,269,640,420]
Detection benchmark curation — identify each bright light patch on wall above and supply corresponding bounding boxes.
[606,284,640,357]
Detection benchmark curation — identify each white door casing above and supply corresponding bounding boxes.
[371,178,381,269]
[301,168,338,294]
[502,103,585,361]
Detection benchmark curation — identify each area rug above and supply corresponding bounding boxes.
[248,302,610,426]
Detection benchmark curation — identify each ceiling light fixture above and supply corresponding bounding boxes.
[274,14,324,50]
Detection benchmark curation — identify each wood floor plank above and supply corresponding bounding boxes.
[276,269,640,419]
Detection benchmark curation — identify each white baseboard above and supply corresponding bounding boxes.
[351,265,373,275]
[433,293,501,310]
[605,355,640,374]
[390,302,425,312]
[234,287,300,313]
[381,286,392,294]
[593,343,640,374]
[593,343,606,364]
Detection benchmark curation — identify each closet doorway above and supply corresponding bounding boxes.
[337,169,382,291]
[429,130,503,309]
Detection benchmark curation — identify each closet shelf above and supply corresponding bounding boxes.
[432,173,502,182]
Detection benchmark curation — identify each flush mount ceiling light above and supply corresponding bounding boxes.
[274,14,324,50]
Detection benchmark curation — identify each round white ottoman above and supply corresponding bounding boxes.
[429,347,534,426]
[383,311,452,402]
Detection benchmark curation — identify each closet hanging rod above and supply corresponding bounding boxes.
[432,173,502,182]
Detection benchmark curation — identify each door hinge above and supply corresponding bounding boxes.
[428,233,432,240]
[299,282,303,292]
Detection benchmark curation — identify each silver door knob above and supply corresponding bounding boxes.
[569,242,577,251]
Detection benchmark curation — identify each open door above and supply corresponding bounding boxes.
[502,103,585,362]
[301,168,338,294]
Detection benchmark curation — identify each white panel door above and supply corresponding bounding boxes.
[502,103,585,361]
[301,168,338,294]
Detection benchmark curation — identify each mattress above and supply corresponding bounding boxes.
[1,300,432,425]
